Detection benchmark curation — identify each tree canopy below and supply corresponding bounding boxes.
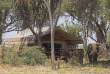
[61,0,110,50]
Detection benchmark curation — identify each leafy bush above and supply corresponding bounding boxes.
[68,57,81,67]
[20,46,47,65]
[1,45,47,66]
[2,47,21,66]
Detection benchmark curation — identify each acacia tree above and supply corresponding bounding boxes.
[43,0,62,70]
[61,0,110,50]
[13,0,49,46]
[59,0,110,63]
[14,0,62,69]
[0,0,16,44]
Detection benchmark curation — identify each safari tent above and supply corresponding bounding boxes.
[5,26,83,46]
[4,26,84,61]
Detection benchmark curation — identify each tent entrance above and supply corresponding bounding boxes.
[42,43,62,57]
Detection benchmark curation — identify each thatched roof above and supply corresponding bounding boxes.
[5,26,83,44]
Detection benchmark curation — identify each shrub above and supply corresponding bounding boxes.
[1,45,47,66]
[20,46,47,65]
[2,47,21,66]
[68,57,81,67]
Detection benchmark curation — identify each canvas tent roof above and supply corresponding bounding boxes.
[4,26,83,44]
[5,27,50,41]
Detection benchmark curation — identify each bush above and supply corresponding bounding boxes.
[1,45,47,66]
[20,46,47,65]
[2,47,21,66]
[68,57,81,67]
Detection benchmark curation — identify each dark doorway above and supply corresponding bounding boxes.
[54,44,62,56]
[42,43,62,56]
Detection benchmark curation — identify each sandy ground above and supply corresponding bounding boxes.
[0,64,110,74]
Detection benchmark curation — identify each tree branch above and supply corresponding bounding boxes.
[54,0,62,27]
[43,0,49,8]
[3,29,22,33]
[106,25,110,32]
[28,26,38,37]
[3,20,18,30]
[93,19,105,39]
[88,34,97,42]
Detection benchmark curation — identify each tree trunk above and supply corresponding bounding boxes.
[0,10,2,45]
[83,20,88,63]
[0,32,2,45]
[48,0,56,70]
[29,25,42,46]
[51,25,56,70]
[48,7,56,70]
[43,0,62,70]
[37,25,42,46]
[42,0,56,69]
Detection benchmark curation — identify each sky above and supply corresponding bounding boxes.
[3,16,95,44]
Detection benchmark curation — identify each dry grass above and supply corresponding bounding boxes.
[0,63,110,74]
[0,58,110,74]
[0,45,110,74]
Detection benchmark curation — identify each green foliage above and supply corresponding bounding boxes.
[68,57,81,67]
[0,0,12,9]
[61,0,110,27]
[1,46,47,66]
[61,0,72,12]
[2,47,21,66]
[107,31,110,46]
[14,0,49,30]
[99,0,110,21]
[61,0,110,48]
[89,60,110,68]
[20,46,47,65]
[60,20,82,37]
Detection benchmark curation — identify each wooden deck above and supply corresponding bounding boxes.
[44,48,84,64]
[45,48,84,59]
